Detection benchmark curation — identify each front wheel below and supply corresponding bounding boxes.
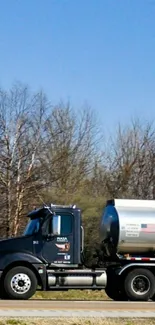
[124,268,155,301]
[4,266,37,300]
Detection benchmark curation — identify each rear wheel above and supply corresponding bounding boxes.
[4,266,37,300]
[124,268,155,301]
[105,268,128,301]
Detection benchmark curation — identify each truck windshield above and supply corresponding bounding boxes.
[23,218,40,236]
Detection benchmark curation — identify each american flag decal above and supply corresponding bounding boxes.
[141,224,155,233]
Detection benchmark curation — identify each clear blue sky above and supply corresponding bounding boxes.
[0,0,155,132]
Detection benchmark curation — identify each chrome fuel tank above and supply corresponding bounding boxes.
[100,199,155,255]
[47,269,107,288]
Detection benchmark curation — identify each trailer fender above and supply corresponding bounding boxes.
[118,263,155,276]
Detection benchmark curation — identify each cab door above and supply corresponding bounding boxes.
[41,212,74,265]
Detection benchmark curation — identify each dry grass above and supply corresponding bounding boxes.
[0,318,155,325]
[33,290,109,300]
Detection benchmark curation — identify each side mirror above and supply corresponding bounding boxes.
[52,215,61,235]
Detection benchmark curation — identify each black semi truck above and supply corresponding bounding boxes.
[1,199,155,301]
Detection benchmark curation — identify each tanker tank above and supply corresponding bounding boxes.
[100,199,155,256]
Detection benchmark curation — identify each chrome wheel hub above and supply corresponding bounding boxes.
[11,273,31,294]
[131,275,150,296]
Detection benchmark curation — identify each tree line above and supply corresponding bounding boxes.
[0,83,155,265]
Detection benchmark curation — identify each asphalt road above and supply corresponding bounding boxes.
[0,300,155,310]
[0,300,155,317]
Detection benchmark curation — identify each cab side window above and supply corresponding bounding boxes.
[50,214,72,235]
[61,214,72,235]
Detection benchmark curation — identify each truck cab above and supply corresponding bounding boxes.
[23,204,83,267]
[0,204,107,300]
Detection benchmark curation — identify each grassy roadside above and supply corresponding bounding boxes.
[33,290,109,300]
[0,318,155,325]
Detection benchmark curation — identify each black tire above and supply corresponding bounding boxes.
[105,285,128,301]
[105,268,128,301]
[4,266,37,300]
[151,295,155,301]
[124,268,155,301]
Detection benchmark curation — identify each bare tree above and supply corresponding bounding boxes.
[103,119,155,199]
[39,103,102,201]
[0,84,48,237]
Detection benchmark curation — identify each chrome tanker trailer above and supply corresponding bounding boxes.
[101,199,155,255]
[0,198,155,302]
[100,199,155,301]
